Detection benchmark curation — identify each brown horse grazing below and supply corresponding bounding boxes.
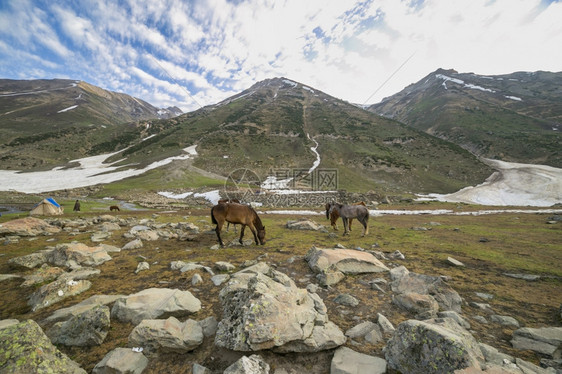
[326,202,369,236]
[218,198,241,232]
[211,203,265,246]
[326,201,366,231]
[109,205,120,211]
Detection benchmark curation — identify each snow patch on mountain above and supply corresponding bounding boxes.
[57,105,78,113]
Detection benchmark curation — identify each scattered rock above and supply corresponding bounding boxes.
[214,264,345,352]
[122,239,143,250]
[199,316,219,338]
[211,274,230,286]
[490,315,520,328]
[29,277,92,311]
[0,319,19,329]
[128,317,203,354]
[111,288,202,325]
[438,311,471,329]
[475,292,494,300]
[469,302,493,313]
[345,321,378,339]
[92,347,148,374]
[47,242,112,269]
[306,246,389,274]
[0,217,61,237]
[447,256,465,267]
[334,293,359,307]
[45,294,125,323]
[47,305,110,346]
[8,250,51,269]
[91,231,111,242]
[223,355,270,374]
[472,316,488,324]
[511,326,562,358]
[286,219,326,232]
[377,313,395,335]
[193,363,212,374]
[385,318,484,374]
[192,273,203,285]
[503,273,541,281]
[331,346,386,374]
[316,270,345,286]
[478,343,515,366]
[390,266,462,312]
[0,319,86,373]
[390,250,405,260]
[393,292,439,319]
[134,261,150,274]
[215,261,236,271]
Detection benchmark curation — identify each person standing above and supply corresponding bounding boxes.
[73,200,81,212]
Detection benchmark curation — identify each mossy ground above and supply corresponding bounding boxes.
[0,202,560,373]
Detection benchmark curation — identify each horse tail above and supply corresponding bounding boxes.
[211,206,218,225]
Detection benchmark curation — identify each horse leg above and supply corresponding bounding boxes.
[362,215,369,236]
[248,223,259,245]
[226,222,230,232]
[349,218,353,232]
[342,217,349,236]
[215,221,225,247]
[239,225,246,245]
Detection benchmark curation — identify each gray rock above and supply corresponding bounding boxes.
[92,347,148,374]
[438,311,471,329]
[0,319,86,373]
[331,346,386,374]
[286,219,325,231]
[199,316,219,337]
[475,292,494,300]
[0,217,61,237]
[136,230,159,241]
[511,327,562,358]
[316,270,345,286]
[193,363,211,374]
[515,357,553,374]
[377,313,395,335]
[472,315,488,324]
[28,277,92,311]
[99,222,121,231]
[365,325,383,344]
[211,274,230,286]
[490,315,520,328]
[334,293,359,307]
[192,273,203,285]
[385,318,484,374]
[0,319,20,329]
[47,242,112,268]
[122,238,143,250]
[20,264,64,286]
[393,292,439,318]
[47,305,110,346]
[111,288,202,325]
[390,250,405,260]
[91,231,111,242]
[447,256,465,267]
[215,265,345,352]
[8,250,51,269]
[45,294,125,323]
[504,273,541,281]
[128,317,203,354]
[390,268,462,312]
[479,343,515,365]
[215,261,236,271]
[134,261,150,274]
[306,246,389,274]
[345,321,378,339]
[224,355,270,374]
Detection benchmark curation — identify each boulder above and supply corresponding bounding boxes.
[8,250,51,269]
[92,347,148,374]
[306,246,389,274]
[91,231,111,242]
[47,305,110,346]
[377,313,395,335]
[111,288,201,325]
[128,317,203,354]
[393,292,439,318]
[215,264,345,352]
[0,217,60,237]
[345,321,378,339]
[29,278,92,311]
[45,294,125,323]
[21,264,65,287]
[511,327,562,358]
[199,316,219,337]
[490,315,519,328]
[331,346,386,374]
[99,222,121,232]
[136,230,159,241]
[0,319,86,373]
[215,261,236,271]
[134,261,150,274]
[334,293,359,307]
[385,318,484,374]
[224,355,270,374]
[438,311,471,329]
[47,242,112,268]
[316,270,345,286]
[390,266,462,312]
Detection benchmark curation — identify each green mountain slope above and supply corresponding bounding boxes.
[103,77,492,193]
[368,69,562,167]
[0,79,181,169]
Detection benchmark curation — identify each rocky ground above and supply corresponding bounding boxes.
[0,205,561,374]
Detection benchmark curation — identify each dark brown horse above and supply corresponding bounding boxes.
[218,198,240,232]
[326,201,366,231]
[326,202,369,236]
[109,205,120,211]
[211,202,265,246]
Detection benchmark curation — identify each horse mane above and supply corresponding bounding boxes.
[250,206,264,229]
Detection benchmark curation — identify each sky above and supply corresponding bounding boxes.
[1,0,561,112]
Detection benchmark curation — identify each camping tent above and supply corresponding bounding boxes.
[30,198,64,216]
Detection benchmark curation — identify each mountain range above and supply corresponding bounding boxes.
[1,70,560,194]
